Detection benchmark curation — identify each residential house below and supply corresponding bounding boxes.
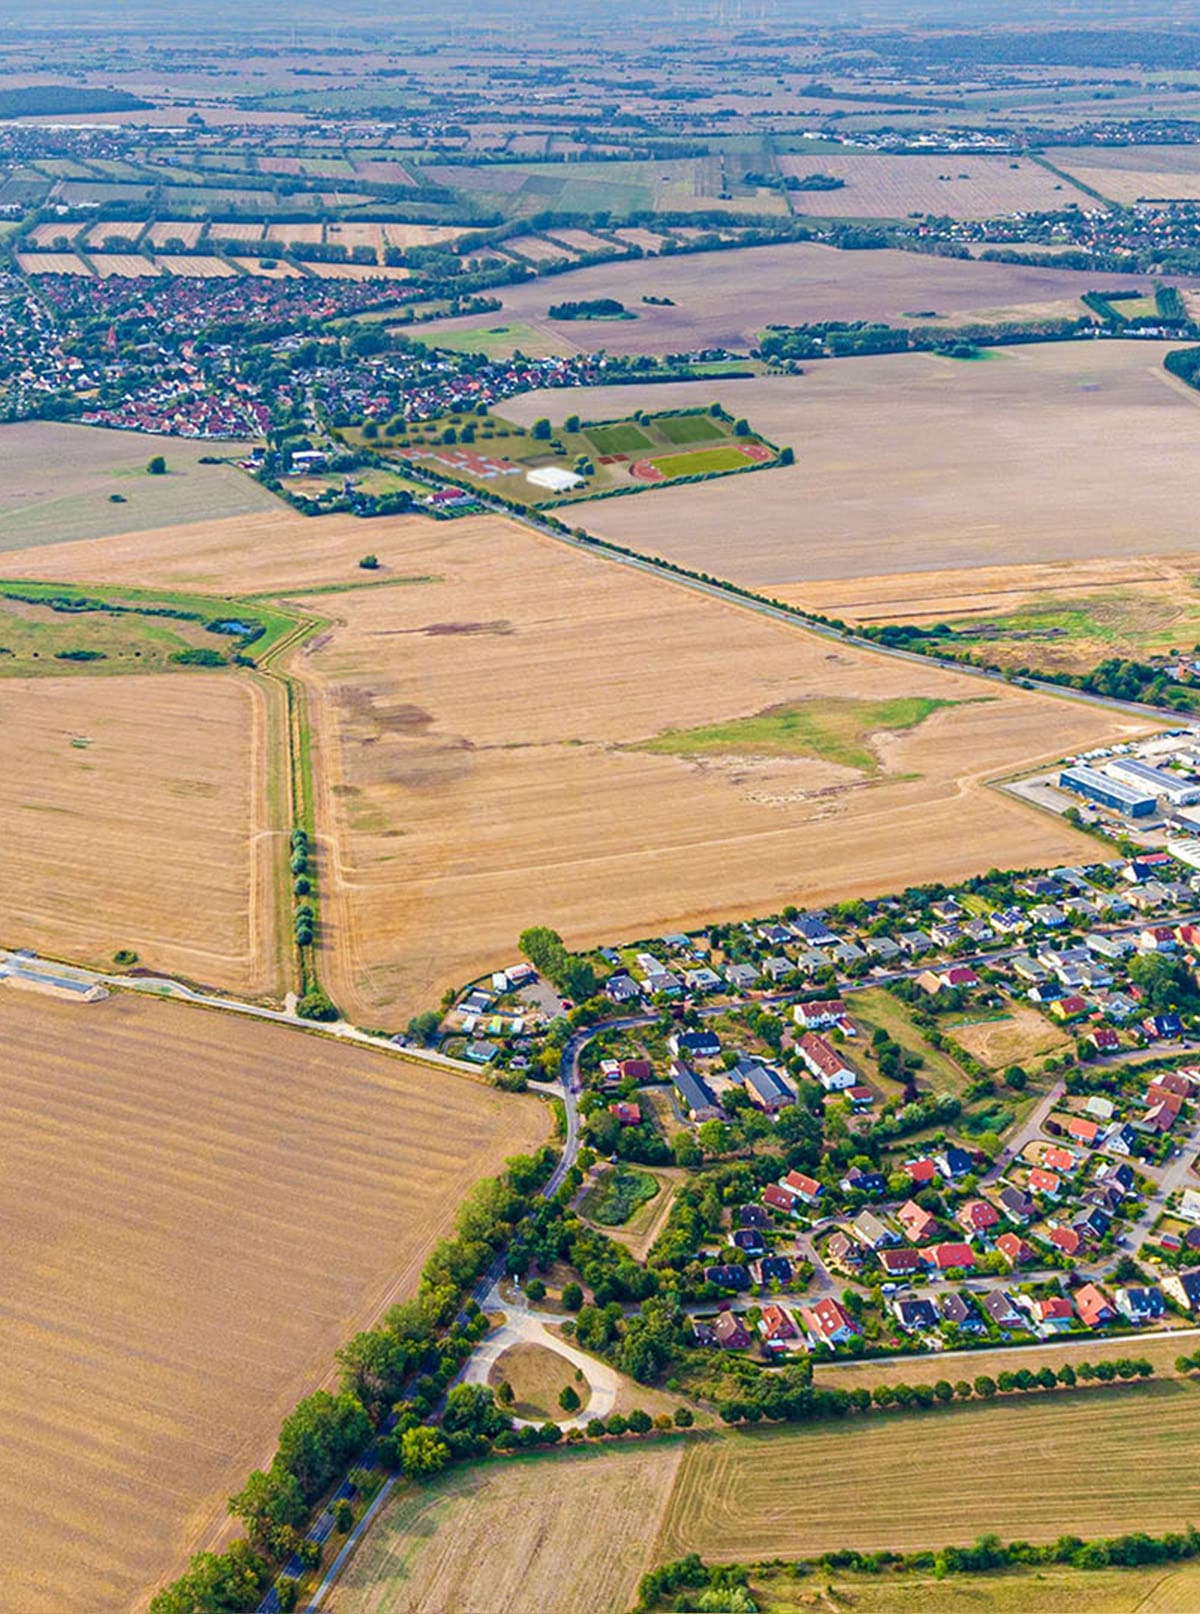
[1096,1160,1136,1196]
[957,1199,1000,1237]
[1104,1123,1141,1156]
[793,999,847,1031]
[1139,925,1177,952]
[921,1241,977,1272]
[1052,996,1089,1024]
[1086,1094,1116,1121]
[1115,1285,1166,1323]
[939,1291,982,1331]
[671,1061,724,1122]
[1047,1224,1082,1257]
[713,1310,753,1349]
[792,915,838,946]
[991,909,1029,937]
[997,1186,1035,1223]
[866,936,902,961]
[1103,991,1140,1023]
[684,967,723,995]
[706,1264,751,1290]
[897,1199,938,1243]
[982,1289,1023,1328]
[1141,1098,1182,1134]
[1076,1204,1112,1242]
[1086,932,1134,960]
[1066,1116,1103,1147]
[725,962,760,991]
[801,1297,860,1347]
[752,1255,794,1287]
[846,1085,877,1111]
[610,1101,642,1127]
[1074,1283,1116,1329]
[1022,1293,1075,1335]
[840,1167,887,1196]
[763,1183,799,1216]
[759,1304,797,1349]
[670,1029,721,1060]
[995,1231,1035,1268]
[619,1058,654,1082]
[1029,904,1067,929]
[898,930,934,956]
[782,1169,823,1207]
[904,1157,938,1187]
[824,1232,863,1272]
[937,1146,974,1181]
[761,956,793,982]
[832,941,866,966]
[796,1032,857,1092]
[851,1209,896,1250]
[1159,1270,1200,1313]
[941,965,981,990]
[737,1204,771,1229]
[735,1059,796,1114]
[733,1229,766,1257]
[1041,1145,1079,1173]
[878,1247,925,1278]
[1091,1027,1121,1054]
[1028,1167,1062,1199]
[1011,955,1048,983]
[1178,1187,1200,1226]
[893,1296,939,1332]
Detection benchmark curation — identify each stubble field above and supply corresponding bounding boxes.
[655,1383,1200,1562]
[0,422,275,550]
[330,1444,684,1614]
[776,151,1095,218]
[501,342,1200,583]
[421,240,1171,357]
[1045,144,1200,204]
[278,518,1140,1023]
[0,672,283,994]
[0,989,547,1614]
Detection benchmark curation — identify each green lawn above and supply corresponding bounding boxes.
[637,695,963,774]
[656,413,724,445]
[649,445,759,478]
[426,321,573,360]
[586,422,653,455]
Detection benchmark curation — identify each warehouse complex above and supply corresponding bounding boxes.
[1058,765,1157,819]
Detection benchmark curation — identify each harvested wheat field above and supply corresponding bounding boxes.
[502,342,1200,583]
[777,151,1094,218]
[656,1382,1200,1564]
[0,989,546,1614]
[421,240,1170,357]
[330,1443,683,1614]
[0,421,274,551]
[279,518,1145,1022]
[1046,144,1200,204]
[0,673,282,994]
[6,506,486,594]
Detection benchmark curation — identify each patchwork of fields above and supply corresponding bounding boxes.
[421,241,1171,357]
[0,990,546,1613]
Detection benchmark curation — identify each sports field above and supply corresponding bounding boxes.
[279,517,1141,1022]
[0,990,546,1614]
[330,1444,683,1614]
[421,241,1170,358]
[502,343,1200,582]
[0,672,283,993]
[655,1382,1200,1562]
[0,422,275,551]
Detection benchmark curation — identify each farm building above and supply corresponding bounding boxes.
[1059,766,1156,819]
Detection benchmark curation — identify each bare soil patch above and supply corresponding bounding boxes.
[0,990,546,1614]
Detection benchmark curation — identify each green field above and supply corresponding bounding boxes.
[586,422,653,455]
[647,445,757,477]
[656,413,724,445]
[426,321,574,359]
[0,579,300,677]
[579,1167,660,1227]
[637,695,962,774]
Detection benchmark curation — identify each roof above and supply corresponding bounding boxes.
[905,1158,937,1184]
[923,1241,976,1270]
[671,1061,719,1115]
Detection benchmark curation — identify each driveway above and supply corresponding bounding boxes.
[463,1287,620,1429]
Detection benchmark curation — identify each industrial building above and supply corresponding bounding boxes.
[1104,757,1200,806]
[1058,765,1156,819]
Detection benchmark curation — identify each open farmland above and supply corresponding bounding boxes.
[1045,144,1200,203]
[420,240,1173,357]
[501,343,1200,583]
[0,422,277,551]
[329,1444,683,1614]
[0,989,546,1614]
[655,1382,1200,1563]
[275,517,1143,1023]
[776,152,1095,218]
[786,555,1200,675]
[0,672,282,993]
[744,1562,1200,1614]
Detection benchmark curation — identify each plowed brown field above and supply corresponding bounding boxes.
[0,672,283,994]
[0,990,546,1614]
